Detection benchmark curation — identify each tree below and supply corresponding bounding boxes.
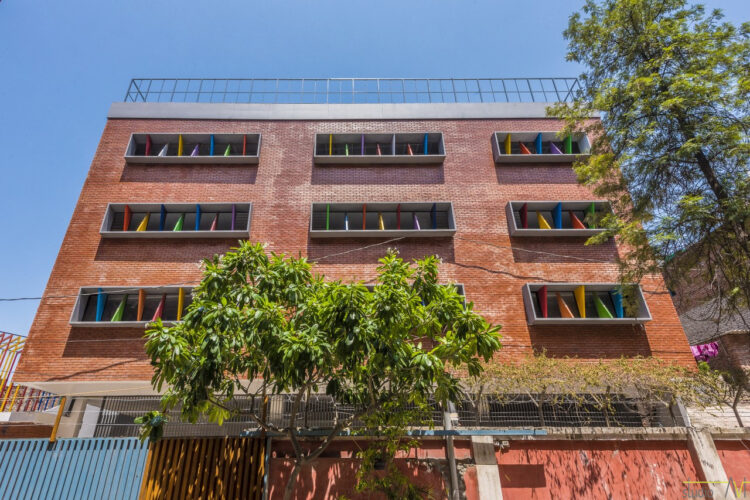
[142,242,501,500]
[548,0,750,326]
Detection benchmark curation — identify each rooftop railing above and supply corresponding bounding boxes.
[124,78,581,104]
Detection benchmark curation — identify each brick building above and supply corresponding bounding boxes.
[10,78,745,499]
[14,77,695,424]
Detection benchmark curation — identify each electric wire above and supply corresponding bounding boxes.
[0,235,624,304]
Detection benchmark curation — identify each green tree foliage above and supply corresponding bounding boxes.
[142,242,501,500]
[549,0,750,324]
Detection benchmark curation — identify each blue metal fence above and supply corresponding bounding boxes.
[0,438,148,500]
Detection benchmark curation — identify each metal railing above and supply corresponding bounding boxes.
[124,78,581,104]
[0,331,61,412]
[93,393,681,438]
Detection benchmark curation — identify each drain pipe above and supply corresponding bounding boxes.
[443,402,459,500]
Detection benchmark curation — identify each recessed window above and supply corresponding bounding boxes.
[125,133,260,164]
[507,201,609,237]
[493,132,590,163]
[100,203,251,238]
[522,283,651,325]
[309,202,456,238]
[70,287,193,327]
[314,133,445,165]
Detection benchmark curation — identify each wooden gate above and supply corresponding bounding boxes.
[138,437,265,500]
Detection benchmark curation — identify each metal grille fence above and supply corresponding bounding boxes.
[93,393,681,438]
[455,395,686,428]
[94,396,263,438]
[124,78,581,104]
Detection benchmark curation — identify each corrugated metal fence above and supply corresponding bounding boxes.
[139,437,266,500]
[0,438,148,499]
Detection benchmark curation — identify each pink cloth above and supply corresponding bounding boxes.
[691,342,719,361]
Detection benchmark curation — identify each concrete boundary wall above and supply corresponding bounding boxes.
[264,428,750,499]
[0,428,746,499]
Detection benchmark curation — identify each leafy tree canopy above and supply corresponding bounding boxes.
[549,0,750,326]
[143,242,501,499]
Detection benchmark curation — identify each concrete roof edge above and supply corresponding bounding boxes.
[108,102,601,121]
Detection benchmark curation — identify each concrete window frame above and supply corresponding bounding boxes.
[492,131,590,164]
[309,202,456,238]
[99,202,252,239]
[313,132,445,165]
[69,286,193,327]
[522,283,652,325]
[124,133,261,165]
[506,200,610,237]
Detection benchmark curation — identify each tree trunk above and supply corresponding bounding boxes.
[668,399,678,426]
[694,149,730,204]
[683,123,750,318]
[283,462,302,500]
[603,387,611,428]
[732,387,744,428]
[537,393,546,427]
[686,126,750,261]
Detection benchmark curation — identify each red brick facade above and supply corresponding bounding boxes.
[15,117,695,386]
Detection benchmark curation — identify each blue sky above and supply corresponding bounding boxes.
[0,0,747,336]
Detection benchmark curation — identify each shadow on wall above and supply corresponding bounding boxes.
[62,327,148,361]
[496,166,579,184]
[95,239,241,263]
[497,464,547,488]
[311,165,445,185]
[510,238,620,264]
[55,337,145,371]
[528,325,653,358]
[121,165,258,184]
[307,238,456,265]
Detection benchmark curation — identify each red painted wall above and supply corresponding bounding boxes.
[266,438,713,499]
[716,440,750,494]
[267,439,467,499]
[268,458,448,500]
[16,117,694,384]
[496,440,701,499]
